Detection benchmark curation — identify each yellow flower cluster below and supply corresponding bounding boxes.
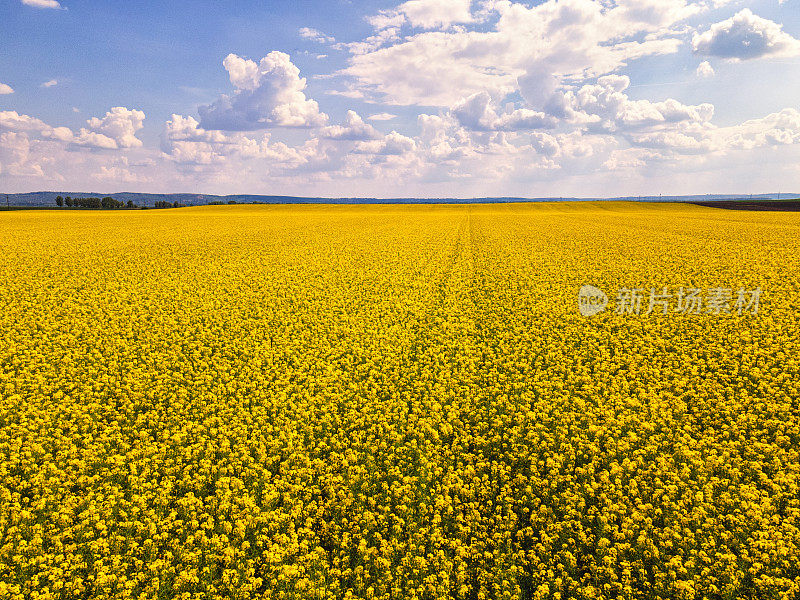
[0,202,798,600]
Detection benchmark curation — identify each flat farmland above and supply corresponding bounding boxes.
[1,203,799,600]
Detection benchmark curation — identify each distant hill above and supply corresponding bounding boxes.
[1,191,797,208]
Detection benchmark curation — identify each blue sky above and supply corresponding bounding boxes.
[2,0,800,196]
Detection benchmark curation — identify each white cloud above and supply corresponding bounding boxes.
[602,148,655,170]
[340,0,692,106]
[21,0,62,9]
[489,101,555,131]
[410,110,564,180]
[299,27,335,43]
[0,83,13,95]
[340,33,518,106]
[401,0,473,29]
[0,111,47,134]
[41,79,58,88]
[161,115,241,165]
[627,130,717,154]
[692,9,800,60]
[320,110,381,140]
[46,127,74,142]
[4,99,800,197]
[366,11,407,31]
[0,132,33,176]
[333,28,401,55]
[0,110,72,141]
[74,107,145,149]
[367,113,397,121]
[530,131,561,158]
[721,108,800,150]
[199,52,328,130]
[367,0,473,31]
[161,113,316,167]
[696,60,714,78]
[614,107,800,159]
[452,92,556,131]
[162,114,227,145]
[0,112,73,179]
[529,130,614,160]
[517,65,560,111]
[561,75,714,132]
[354,131,417,155]
[325,87,368,99]
[451,92,500,131]
[93,165,142,183]
[72,131,119,149]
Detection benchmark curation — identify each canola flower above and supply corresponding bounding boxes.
[0,202,799,600]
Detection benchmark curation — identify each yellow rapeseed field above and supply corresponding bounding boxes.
[1,202,799,600]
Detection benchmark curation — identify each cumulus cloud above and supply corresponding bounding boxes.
[354,131,417,155]
[21,0,62,8]
[161,113,316,167]
[299,27,335,43]
[529,130,614,160]
[0,110,72,141]
[0,83,13,95]
[696,60,714,78]
[561,75,714,132]
[452,92,556,131]
[320,111,381,140]
[494,108,558,132]
[616,107,800,159]
[722,108,800,150]
[161,114,244,165]
[41,79,58,88]
[5,100,800,197]
[72,107,145,149]
[199,52,328,130]
[517,65,560,112]
[368,0,473,30]
[0,111,49,134]
[340,0,691,106]
[609,0,703,28]
[0,130,61,178]
[340,35,518,106]
[692,9,800,60]
[530,131,561,158]
[0,112,72,178]
[161,115,226,146]
[451,93,501,131]
[627,130,716,154]
[0,132,33,175]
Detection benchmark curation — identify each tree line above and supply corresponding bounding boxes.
[55,196,184,209]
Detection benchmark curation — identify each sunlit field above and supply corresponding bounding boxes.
[1,203,799,600]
